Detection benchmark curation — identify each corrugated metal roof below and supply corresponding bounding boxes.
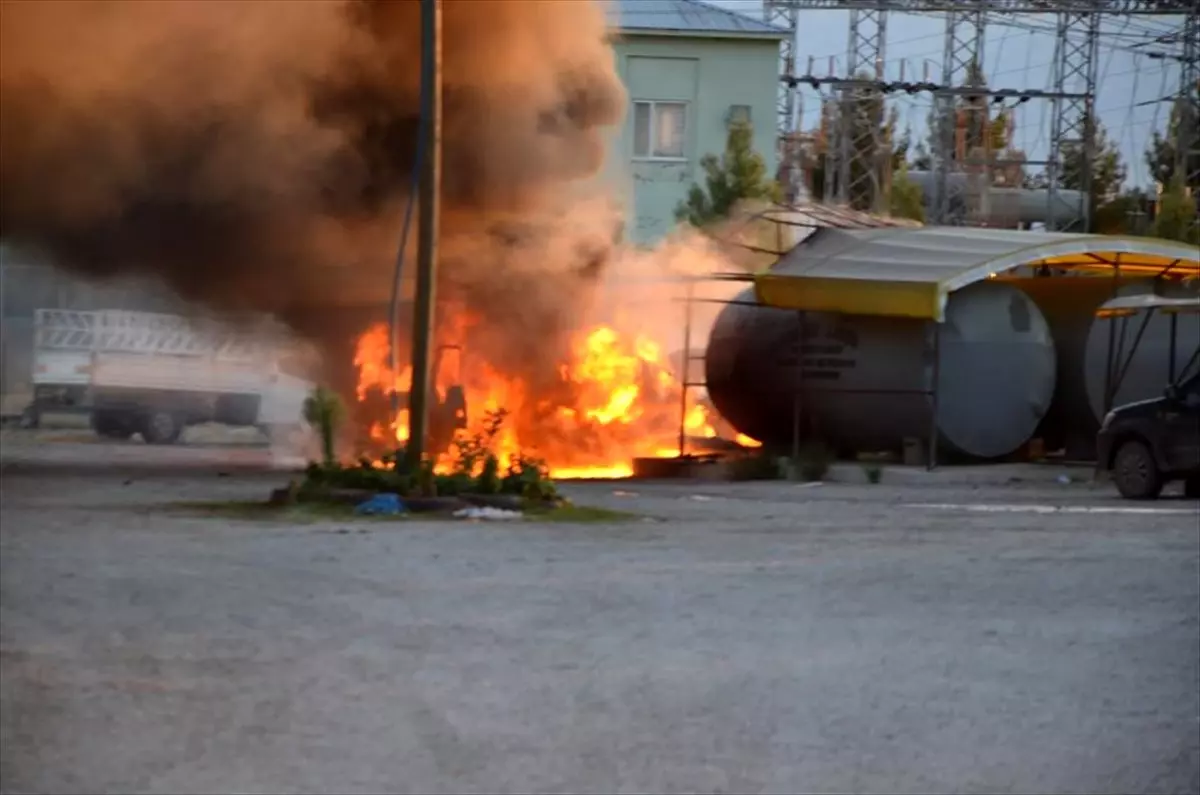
[605,0,789,38]
[755,226,1200,320]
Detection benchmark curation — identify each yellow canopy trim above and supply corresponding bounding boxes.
[754,274,942,321]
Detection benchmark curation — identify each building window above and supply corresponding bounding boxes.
[632,101,687,160]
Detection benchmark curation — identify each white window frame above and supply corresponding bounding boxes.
[631,100,688,162]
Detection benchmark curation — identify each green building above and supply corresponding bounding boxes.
[605,0,787,244]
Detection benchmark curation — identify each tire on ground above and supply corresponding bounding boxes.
[1111,438,1163,500]
[140,410,183,445]
[91,410,135,440]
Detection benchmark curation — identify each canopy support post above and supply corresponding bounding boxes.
[927,320,941,471]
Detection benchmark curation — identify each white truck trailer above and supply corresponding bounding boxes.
[28,308,315,443]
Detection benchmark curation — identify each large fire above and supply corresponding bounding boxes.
[353,320,757,478]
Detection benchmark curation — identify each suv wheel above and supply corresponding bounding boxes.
[1112,439,1163,500]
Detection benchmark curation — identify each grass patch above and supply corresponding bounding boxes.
[166,499,639,524]
[167,499,381,523]
[523,503,640,523]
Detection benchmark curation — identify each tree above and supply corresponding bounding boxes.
[1145,84,1200,192]
[806,74,901,212]
[889,163,925,222]
[303,386,345,468]
[917,61,1013,170]
[1059,115,1128,232]
[675,121,780,227]
[1093,188,1153,236]
[1151,175,1199,245]
[910,61,1030,196]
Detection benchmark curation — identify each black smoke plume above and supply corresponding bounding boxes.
[0,0,626,394]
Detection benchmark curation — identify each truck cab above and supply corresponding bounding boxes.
[1096,371,1200,500]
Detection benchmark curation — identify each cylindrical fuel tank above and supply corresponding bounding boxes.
[705,281,1058,460]
[1013,278,1198,459]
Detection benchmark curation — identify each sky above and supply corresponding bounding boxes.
[709,0,1186,189]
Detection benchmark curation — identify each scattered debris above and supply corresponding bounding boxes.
[1056,474,1072,485]
[453,506,524,521]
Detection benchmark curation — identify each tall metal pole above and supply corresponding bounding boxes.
[677,281,694,458]
[406,0,442,469]
[1179,6,1199,242]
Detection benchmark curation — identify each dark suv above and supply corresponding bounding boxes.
[1096,371,1200,500]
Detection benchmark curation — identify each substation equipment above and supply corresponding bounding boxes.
[678,208,1199,468]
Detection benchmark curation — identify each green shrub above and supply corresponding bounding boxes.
[727,452,785,481]
[301,405,561,502]
[503,454,559,501]
[302,386,346,467]
[862,462,883,484]
[477,454,501,494]
[795,442,833,482]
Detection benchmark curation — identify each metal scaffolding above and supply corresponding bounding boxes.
[1045,10,1100,232]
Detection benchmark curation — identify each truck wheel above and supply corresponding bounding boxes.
[1185,476,1200,500]
[1112,439,1163,500]
[19,405,40,430]
[91,411,134,440]
[141,411,182,445]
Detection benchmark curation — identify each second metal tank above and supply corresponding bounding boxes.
[1015,278,1199,459]
[705,281,1058,460]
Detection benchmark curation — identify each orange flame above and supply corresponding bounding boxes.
[353,320,722,478]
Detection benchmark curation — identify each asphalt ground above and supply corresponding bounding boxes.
[2,435,1197,794]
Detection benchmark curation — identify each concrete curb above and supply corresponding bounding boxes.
[823,461,1099,487]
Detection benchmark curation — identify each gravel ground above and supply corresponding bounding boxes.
[2,436,1198,795]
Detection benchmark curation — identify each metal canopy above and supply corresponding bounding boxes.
[755,226,1200,322]
[1097,294,1200,317]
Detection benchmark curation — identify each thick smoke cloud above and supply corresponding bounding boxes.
[0,0,626,386]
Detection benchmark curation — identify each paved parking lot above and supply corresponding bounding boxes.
[2,436,1198,794]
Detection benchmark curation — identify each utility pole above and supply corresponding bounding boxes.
[1180,5,1199,242]
[406,0,443,469]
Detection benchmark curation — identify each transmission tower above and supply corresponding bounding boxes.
[778,0,1186,226]
[765,0,801,201]
[931,5,986,225]
[837,7,889,212]
[1044,11,1100,232]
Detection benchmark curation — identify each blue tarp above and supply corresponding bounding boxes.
[354,493,406,516]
